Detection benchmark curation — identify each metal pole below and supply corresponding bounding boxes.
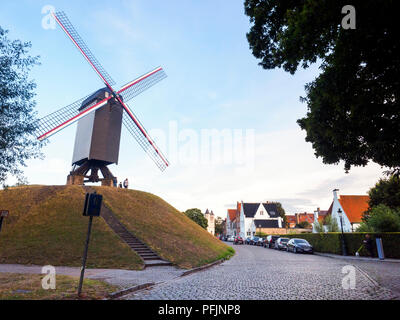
[340,216,347,256]
[78,215,93,296]
[0,217,3,233]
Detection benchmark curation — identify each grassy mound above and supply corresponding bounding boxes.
[0,185,232,269]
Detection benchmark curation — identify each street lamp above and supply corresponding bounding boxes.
[337,208,347,256]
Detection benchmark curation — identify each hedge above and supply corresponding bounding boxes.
[280,232,400,259]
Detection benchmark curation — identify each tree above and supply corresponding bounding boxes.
[364,205,400,232]
[215,216,224,235]
[296,221,311,229]
[274,202,287,227]
[0,26,42,185]
[244,1,400,172]
[367,175,400,213]
[184,208,208,229]
[323,215,340,232]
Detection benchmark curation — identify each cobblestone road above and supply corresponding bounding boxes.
[124,243,399,300]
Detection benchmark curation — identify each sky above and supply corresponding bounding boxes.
[1,0,385,218]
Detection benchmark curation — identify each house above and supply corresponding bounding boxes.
[251,219,283,235]
[286,213,314,228]
[226,208,237,237]
[318,189,369,232]
[286,215,297,228]
[294,212,314,227]
[204,209,215,235]
[238,201,285,237]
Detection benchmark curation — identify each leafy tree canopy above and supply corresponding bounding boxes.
[363,204,400,232]
[367,175,400,212]
[245,0,400,172]
[184,208,208,230]
[0,26,42,185]
[215,216,224,235]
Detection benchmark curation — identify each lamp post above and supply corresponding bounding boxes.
[337,208,347,256]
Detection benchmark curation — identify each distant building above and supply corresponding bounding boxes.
[286,212,314,228]
[226,208,237,237]
[312,190,369,233]
[204,209,215,235]
[327,189,369,232]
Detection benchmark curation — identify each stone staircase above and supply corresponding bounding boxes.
[100,203,172,268]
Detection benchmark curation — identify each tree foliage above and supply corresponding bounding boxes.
[244,1,400,171]
[215,216,224,235]
[184,208,208,230]
[364,204,400,232]
[367,175,400,212]
[274,202,287,227]
[0,26,41,185]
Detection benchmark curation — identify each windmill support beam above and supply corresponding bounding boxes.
[67,160,116,187]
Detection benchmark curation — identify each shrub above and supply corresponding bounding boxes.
[280,232,400,258]
[367,205,400,232]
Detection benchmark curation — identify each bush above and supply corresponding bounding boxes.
[281,232,400,258]
[367,205,400,232]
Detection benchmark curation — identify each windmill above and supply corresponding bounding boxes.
[36,11,169,186]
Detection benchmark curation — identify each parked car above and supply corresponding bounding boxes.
[227,235,235,242]
[287,238,314,254]
[234,236,244,245]
[265,235,280,248]
[256,237,264,246]
[274,237,290,250]
[250,236,259,245]
[245,237,251,245]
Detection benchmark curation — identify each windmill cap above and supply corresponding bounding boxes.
[80,87,123,111]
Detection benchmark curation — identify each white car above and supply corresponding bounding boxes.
[227,235,235,242]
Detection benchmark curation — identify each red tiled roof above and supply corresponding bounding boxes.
[339,195,369,223]
[295,213,315,224]
[286,215,296,223]
[228,209,236,222]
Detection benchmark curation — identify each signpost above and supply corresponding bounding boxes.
[0,210,9,234]
[78,192,102,296]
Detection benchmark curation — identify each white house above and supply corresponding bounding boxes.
[226,208,237,237]
[238,202,283,238]
[315,189,369,233]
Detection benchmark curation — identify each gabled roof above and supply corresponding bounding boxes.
[262,203,280,218]
[227,209,236,222]
[242,202,281,218]
[295,213,315,223]
[242,203,259,218]
[339,195,369,223]
[254,219,280,228]
[327,195,369,223]
[286,215,296,223]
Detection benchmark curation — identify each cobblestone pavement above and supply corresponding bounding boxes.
[124,243,399,300]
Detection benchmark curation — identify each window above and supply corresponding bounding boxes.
[260,210,263,215]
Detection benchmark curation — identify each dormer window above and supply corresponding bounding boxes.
[260,211,263,215]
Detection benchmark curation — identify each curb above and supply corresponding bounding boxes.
[107,282,155,300]
[314,252,400,263]
[180,258,225,277]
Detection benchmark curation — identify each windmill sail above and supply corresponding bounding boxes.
[52,11,116,87]
[122,110,169,171]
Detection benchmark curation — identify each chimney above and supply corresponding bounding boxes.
[333,189,339,201]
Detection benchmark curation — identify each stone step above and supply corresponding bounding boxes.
[98,201,171,267]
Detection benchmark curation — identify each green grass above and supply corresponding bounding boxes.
[0,185,143,269]
[0,185,232,269]
[94,186,232,268]
[0,273,118,300]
